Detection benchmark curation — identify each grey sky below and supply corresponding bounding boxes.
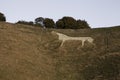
[0,0,120,28]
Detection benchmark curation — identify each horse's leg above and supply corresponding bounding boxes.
[88,39,95,47]
[60,40,65,47]
[82,40,85,47]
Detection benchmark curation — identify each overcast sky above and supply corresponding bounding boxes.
[0,0,120,28]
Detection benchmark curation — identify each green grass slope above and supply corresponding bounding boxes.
[0,22,120,80]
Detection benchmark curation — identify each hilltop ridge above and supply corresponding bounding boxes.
[0,22,120,80]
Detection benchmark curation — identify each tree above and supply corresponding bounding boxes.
[56,16,77,29]
[43,18,55,28]
[56,19,64,29]
[0,12,6,21]
[56,16,91,29]
[77,20,90,29]
[35,17,44,26]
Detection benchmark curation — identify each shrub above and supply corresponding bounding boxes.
[16,20,34,26]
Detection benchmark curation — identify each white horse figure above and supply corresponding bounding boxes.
[51,31,94,47]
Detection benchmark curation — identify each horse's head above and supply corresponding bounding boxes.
[51,31,61,35]
[51,31,68,38]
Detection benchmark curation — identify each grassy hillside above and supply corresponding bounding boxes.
[0,22,120,80]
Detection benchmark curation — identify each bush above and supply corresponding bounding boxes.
[16,20,34,26]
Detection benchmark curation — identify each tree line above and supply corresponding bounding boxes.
[0,12,90,29]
